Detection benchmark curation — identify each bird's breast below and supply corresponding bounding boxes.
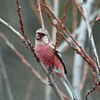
[35,44,53,66]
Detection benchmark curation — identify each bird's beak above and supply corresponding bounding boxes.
[36,34,40,39]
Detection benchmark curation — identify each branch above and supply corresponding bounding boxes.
[51,0,59,44]
[29,0,41,23]
[91,14,100,27]
[37,0,44,28]
[90,71,100,91]
[0,18,28,49]
[86,81,100,100]
[72,1,78,31]
[16,0,24,34]
[74,0,85,19]
[61,91,70,100]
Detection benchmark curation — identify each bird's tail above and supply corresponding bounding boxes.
[60,74,78,100]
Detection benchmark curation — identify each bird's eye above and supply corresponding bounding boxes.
[42,33,46,36]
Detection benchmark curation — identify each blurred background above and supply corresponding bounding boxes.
[0,0,100,100]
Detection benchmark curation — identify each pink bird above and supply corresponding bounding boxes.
[35,28,78,100]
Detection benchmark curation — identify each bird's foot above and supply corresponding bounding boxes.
[48,65,54,73]
[49,82,54,87]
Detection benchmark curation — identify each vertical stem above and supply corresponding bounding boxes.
[37,0,44,28]
[0,51,13,100]
[0,50,3,100]
[51,0,59,44]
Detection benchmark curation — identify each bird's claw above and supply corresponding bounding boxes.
[49,82,54,87]
[48,65,54,73]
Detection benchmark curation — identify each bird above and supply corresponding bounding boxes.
[34,28,78,100]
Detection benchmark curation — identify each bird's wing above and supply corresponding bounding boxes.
[49,43,67,74]
[54,49,67,74]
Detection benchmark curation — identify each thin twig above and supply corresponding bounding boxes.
[91,14,100,27]
[72,1,78,31]
[51,0,59,44]
[16,0,24,34]
[90,71,100,91]
[86,81,100,100]
[61,91,70,100]
[37,0,44,28]
[74,0,85,19]
[41,3,58,30]
[29,0,41,22]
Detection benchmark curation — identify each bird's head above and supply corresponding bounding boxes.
[35,28,51,45]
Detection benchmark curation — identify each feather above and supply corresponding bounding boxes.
[53,48,67,74]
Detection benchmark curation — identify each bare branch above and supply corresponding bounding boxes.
[51,0,59,44]
[37,0,44,28]
[29,0,41,23]
[86,81,100,100]
[91,14,100,27]
[90,71,100,91]
[16,0,25,34]
[74,0,85,19]
[72,1,78,31]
